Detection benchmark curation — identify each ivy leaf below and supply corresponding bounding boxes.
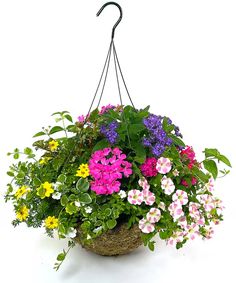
[76,178,90,192]
[106,219,117,229]
[203,160,218,179]
[79,193,92,204]
[49,126,64,135]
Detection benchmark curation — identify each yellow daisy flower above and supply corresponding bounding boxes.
[48,140,59,151]
[15,186,30,199]
[39,157,52,165]
[16,206,29,221]
[76,163,90,178]
[45,216,59,229]
[37,182,54,199]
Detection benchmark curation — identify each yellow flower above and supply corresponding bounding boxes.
[76,163,90,178]
[16,206,29,221]
[48,140,59,151]
[37,182,54,199]
[15,186,30,199]
[44,216,59,229]
[39,157,52,165]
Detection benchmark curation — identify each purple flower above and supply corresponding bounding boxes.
[100,121,119,144]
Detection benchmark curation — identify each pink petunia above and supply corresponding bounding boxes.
[161,176,175,195]
[146,208,161,223]
[172,190,188,206]
[156,157,172,174]
[143,190,156,206]
[178,216,187,229]
[138,177,150,190]
[197,194,215,212]
[204,177,214,192]
[166,230,184,246]
[185,223,199,240]
[139,218,155,233]
[168,202,184,221]
[128,189,143,205]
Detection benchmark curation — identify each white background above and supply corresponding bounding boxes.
[0,0,235,282]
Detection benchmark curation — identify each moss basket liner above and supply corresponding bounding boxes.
[75,223,143,256]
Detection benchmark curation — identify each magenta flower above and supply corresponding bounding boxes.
[180,145,197,169]
[172,190,188,206]
[146,208,161,223]
[78,115,85,123]
[89,147,132,195]
[139,218,155,234]
[156,157,172,174]
[181,177,198,188]
[140,157,158,177]
[128,189,143,205]
[99,104,115,115]
[143,190,156,206]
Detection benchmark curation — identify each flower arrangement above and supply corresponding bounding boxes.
[4,105,231,270]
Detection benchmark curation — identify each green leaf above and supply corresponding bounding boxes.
[148,241,155,251]
[7,171,14,177]
[133,143,146,164]
[218,154,232,167]
[92,139,110,152]
[24,147,33,155]
[49,126,64,135]
[79,193,92,204]
[16,171,25,179]
[64,114,73,123]
[58,174,67,183]
[169,134,185,147]
[159,230,169,240]
[104,208,112,217]
[89,108,99,122]
[65,203,77,215]
[33,131,46,138]
[33,178,41,186]
[204,148,219,158]
[203,160,218,179]
[61,195,68,206]
[129,124,145,135]
[13,153,19,159]
[57,253,65,261]
[76,178,90,192]
[192,166,209,183]
[106,219,117,229]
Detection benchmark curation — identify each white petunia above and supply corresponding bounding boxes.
[52,192,61,200]
[85,206,92,214]
[118,190,127,199]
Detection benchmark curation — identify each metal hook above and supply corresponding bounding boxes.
[96,2,123,40]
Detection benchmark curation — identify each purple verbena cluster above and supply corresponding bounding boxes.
[143,114,181,156]
[100,121,119,144]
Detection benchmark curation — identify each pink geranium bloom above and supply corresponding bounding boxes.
[128,189,143,205]
[143,190,156,206]
[156,157,172,174]
[138,177,150,190]
[140,158,158,177]
[168,202,184,221]
[167,230,184,246]
[172,190,188,206]
[180,146,197,169]
[139,218,155,234]
[161,176,175,195]
[146,208,161,223]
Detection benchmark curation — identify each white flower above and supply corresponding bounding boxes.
[161,176,175,195]
[138,218,155,234]
[75,201,81,208]
[85,206,92,214]
[172,169,179,177]
[118,190,127,199]
[158,201,166,211]
[87,234,92,240]
[66,228,77,238]
[93,226,103,233]
[52,192,61,200]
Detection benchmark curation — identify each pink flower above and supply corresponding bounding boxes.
[204,177,214,192]
[146,208,161,223]
[189,202,201,220]
[77,114,90,123]
[143,190,156,206]
[167,230,184,246]
[185,223,199,240]
[197,194,214,212]
[139,218,155,233]
[138,177,150,190]
[168,202,184,221]
[140,158,158,177]
[89,148,132,195]
[180,146,197,169]
[172,190,188,206]
[158,202,166,211]
[128,189,143,205]
[99,104,115,115]
[178,216,187,229]
[204,226,214,239]
[172,169,179,177]
[181,177,198,188]
[156,157,172,174]
[161,176,175,195]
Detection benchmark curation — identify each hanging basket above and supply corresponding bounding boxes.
[75,222,143,256]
